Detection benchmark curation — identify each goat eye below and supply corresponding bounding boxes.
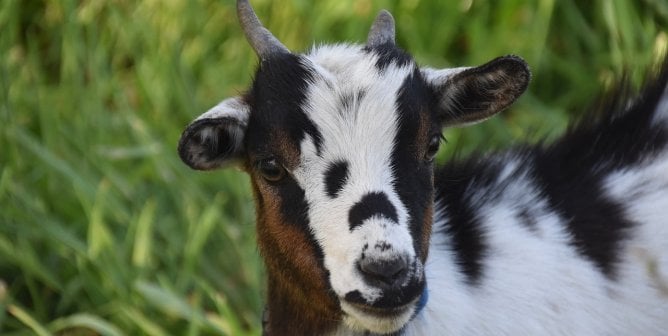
[425,135,441,162]
[258,158,286,182]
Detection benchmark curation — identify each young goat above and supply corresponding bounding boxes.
[178,1,668,335]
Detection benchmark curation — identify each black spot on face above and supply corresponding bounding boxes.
[324,160,349,198]
[349,192,398,231]
[278,177,311,230]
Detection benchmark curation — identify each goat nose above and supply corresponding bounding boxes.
[359,257,409,288]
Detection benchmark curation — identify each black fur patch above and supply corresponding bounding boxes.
[363,42,413,72]
[532,152,632,279]
[530,64,668,279]
[246,53,323,156]
[246,53,319,226]
[279,178,312,231]
[391,69,439,262]
[245,53,330,285]
[434,158,497,286]
[349,192,398,231]
[324,160,349,198]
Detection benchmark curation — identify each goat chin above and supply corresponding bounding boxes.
[340,302,415,334]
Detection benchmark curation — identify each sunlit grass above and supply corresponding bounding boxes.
[1,0,665,334]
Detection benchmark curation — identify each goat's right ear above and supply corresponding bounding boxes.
[178,97,249,170]
[422,55,531,127]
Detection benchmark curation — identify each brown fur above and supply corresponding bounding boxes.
[420,202,434,262]
[251,178,341,335]
[272,129,301,171]
[415,108,431,159]
[249,134,342,335]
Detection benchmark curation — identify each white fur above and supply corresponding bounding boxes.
[195,96,249,124]
[292,45,421,332]
[402,153,668,335]
[421,66,469,86]
[293,45,668,335]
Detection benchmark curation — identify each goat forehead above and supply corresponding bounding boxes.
[305,44,416,94]
[300,44,420,155]
[247,45,419,158]
[248,46,433,218]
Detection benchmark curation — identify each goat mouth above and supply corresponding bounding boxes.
[344,300,414,319]
[343,277,425,306]
[341,281,424,319]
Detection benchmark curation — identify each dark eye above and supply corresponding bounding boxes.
[257,158,286,182]
[425,135,441,162]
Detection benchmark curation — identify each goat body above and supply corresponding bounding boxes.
[178,1,668,335]
[410,76,668,335]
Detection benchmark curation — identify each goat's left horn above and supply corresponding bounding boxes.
[237,0,289,59]
[367,9,396,47]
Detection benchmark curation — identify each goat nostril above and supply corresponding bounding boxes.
[359,257,408,287]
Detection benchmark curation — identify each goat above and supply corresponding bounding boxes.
[178,1,668,335]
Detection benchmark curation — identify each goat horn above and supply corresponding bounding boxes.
[237,0,289,58]
[367,9,395,47]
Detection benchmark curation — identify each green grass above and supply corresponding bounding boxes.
[0,0,665,335]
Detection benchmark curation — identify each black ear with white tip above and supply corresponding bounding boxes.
[178,97,250,170]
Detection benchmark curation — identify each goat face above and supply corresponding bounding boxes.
[250,48,435,333]
[178,3,530,334]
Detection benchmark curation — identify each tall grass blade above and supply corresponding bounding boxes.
[7,304,51,336]
[49,313,125,336]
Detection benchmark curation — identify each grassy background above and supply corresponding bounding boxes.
[1,0,666,335]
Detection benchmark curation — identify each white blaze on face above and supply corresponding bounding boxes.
[290,44,417,302]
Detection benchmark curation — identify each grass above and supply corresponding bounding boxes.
[0,0,665,335]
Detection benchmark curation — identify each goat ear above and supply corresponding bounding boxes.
[178,97,249,170]
[423,55,530,127]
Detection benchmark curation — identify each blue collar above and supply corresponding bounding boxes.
[412,285,429,319]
